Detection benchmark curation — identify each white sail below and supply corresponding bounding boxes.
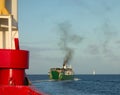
[93,70,96,75]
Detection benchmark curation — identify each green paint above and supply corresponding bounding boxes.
[49,68,74,80]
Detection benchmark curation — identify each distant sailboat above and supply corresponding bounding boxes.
[93,70,96,75]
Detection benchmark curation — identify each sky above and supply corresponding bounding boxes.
[18,0,120,74]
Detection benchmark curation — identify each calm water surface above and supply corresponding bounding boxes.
[28,75,120,95]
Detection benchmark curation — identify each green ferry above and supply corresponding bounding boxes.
[49,65,74,80]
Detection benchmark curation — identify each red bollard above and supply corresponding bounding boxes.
[0,49,29,85]
[0,49,48,95]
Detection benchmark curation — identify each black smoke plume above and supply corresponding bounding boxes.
[57,21,83,67]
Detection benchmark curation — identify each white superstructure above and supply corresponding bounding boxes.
[0,0,18,49]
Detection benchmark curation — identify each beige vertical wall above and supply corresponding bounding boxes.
[0,0,18,49]
[6,0,18,27]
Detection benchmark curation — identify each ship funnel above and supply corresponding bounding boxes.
[0,0,9,15]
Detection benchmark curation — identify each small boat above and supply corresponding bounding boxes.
[49,64,74,80]
[93,70,96,75]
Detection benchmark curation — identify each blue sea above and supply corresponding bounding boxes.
[28,75,120,95]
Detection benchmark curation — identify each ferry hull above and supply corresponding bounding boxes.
[49,68,74,80]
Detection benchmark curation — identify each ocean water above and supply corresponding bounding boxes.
[28,75,120,95]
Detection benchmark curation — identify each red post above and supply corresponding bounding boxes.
[14,38,20,50]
